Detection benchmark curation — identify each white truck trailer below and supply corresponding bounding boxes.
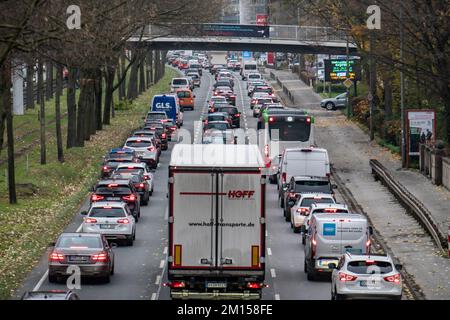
[166,144,267,299]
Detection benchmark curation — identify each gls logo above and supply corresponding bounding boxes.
[155,102,172,109]
[228,190,255,199]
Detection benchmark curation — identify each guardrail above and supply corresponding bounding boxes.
[370,159,447,254]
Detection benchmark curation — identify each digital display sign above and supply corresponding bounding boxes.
[324,59,361,82]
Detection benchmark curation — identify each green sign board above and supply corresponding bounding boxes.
[324,59,361,82]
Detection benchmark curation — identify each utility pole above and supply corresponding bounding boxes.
[369,30,376,141]
[400,5,407,168]
[346,35,351,119]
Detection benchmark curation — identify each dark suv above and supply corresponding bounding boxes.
[142,124,168,150]
[101,149,139,178]
[214,105,241,128]
[281,176,337,221]
[91,179,141,222]
[111,172,150,206]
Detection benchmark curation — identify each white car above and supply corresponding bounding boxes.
[290,193,336,233]
[330,253,403,300]
[123,137,159,169]
[81,202,136,246]
[115,162,154,195]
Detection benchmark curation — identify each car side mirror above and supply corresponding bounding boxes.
[49,242,56,247]
[395,263,403,271]
[80,211,88,216]
[332,184,338,189]
[328,263,337,270]
[368,226,374,235]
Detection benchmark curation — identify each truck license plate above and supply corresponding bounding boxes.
[206,282,227,289]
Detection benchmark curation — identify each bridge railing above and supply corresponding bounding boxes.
[136,24,350,43]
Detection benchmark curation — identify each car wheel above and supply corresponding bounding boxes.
[48,274,58,283]
[142,197,149,206]
[126,235,134,246]
[294,226,301,234]
[103,273,111,284]
[149,189,153,196]
[326,102,335,111]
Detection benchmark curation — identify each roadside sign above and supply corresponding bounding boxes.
[324,59,361,82]
[256,14,268,26]
[242,51,252,59]
[343,78,353,89]
[406,110,436,158]
[202,24,269,38]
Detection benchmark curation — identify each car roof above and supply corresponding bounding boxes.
[21,291,75,300]
[59,232,101,238]
[299,193,335,199]
[126,137,153,142]
[285,147,328,154]
[310,203,348,209]
[97,179,130,185]
[208,112,229,116]
[116,163,146,168]
[292,176,330,181]
[345,253,392,262]
[207,121,229,124]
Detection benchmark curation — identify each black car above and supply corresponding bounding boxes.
[281,176,336,221]
[213,105,241,128]
[161,120,178,141]
[142,125,168,150]
[213,79,233,90]
[91,179,141,222]
[101,149,139,178]
[111,172,150,206]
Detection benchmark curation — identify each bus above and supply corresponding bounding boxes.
[259,109,315,182]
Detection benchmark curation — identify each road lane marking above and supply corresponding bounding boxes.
[164,208,168,220]
[32,270,48,292]
[76,223,82,233]
[270,268,276,278]
[155,275,161,285]
[151,293,157,300]
[275,294,281,300]
[159,259,165,269]
[267,248,272,256]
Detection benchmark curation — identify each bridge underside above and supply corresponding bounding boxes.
[128,37,359,55]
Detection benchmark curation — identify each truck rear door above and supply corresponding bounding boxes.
[217,171,265,270]
[171,171,217,269]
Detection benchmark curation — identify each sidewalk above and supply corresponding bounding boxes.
[265,68,450,299]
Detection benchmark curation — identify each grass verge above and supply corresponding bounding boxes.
[0,67,178,299]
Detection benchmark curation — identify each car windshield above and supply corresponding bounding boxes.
[294,181,331,193]
[147,114,166,121]
[95,186,131,195]
[255,88,273,94]
[300,197,334,207]
[89,207,126,218]
[126,141,152,148]
[216,107,237,115]
[177,91,191,98]
[347,261,393,275]
[206,123,229,131]
[173,79,187,85]
[57,236,102,249]
[249,74,261,79]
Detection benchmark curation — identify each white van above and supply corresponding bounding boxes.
[304,213,372,281]
[170,78,190,92]
[241,60,258,80]
[278,147,330,191]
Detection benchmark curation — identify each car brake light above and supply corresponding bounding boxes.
[306,117,311,124]
[246,282,262,289]
[139,183,145,188]
[117,218,130,224]
[161,133,166,139]
[235,113,240,117]
[84,218,97,224]
[49,252,65,262]
[269,117,274,123]
[297,208,309,215]
[339,272,358,282]
[171,126,177,130]
[108,184,118,187]
[91,194,104,201]
[148,146,155,152]
[384,274,401,283]
[91,252,108,263]
[123,194,136,201]
[324,208,338,213]
[144,175,149,180]
[103,166,109,171]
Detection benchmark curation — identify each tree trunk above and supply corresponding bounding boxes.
[2,59,17,203]
[146,51,153,88]
[383,72,393,119]
[139,55,146,94]
[95,68,103,131]
[127,51,139,101]
[119,54,126,99]
[103,65,115,125]
[55,64,64,162]
[66,67,77,149]
[38,61,46,165]
[154,50,160,82]
[0,68,6,155]
[77,69,96,142]
[45,61,53,101]
[26,60,34,109]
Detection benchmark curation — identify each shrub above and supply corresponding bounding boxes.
[115,99,133,111]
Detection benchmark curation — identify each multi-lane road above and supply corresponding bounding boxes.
[15,65,354,301]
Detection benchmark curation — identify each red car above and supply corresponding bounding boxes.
[213,86,236,106]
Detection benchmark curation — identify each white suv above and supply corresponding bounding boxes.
[330,253,403,300]
[81,202,136,246]
[123,137,159,169]
[290,193,335,234]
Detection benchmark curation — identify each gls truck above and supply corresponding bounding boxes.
[166,144,267,300]
[151,94,182,128]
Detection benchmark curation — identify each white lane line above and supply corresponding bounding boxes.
[151,293,157,300]
[159,259,165,269]
[275,294,281,300]
[76,223,83,233]
[270,268,277,278]
[155,275,161,285]
[267,248,272,256]
[32,270,48,292]
[164,208,168,221]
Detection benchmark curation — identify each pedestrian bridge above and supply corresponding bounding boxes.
[128,24,358,55]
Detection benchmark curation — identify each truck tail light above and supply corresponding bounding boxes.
[384,274,401,283]
[247,282,262,289]
[339,272,358,282]
[165,281,185,288]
